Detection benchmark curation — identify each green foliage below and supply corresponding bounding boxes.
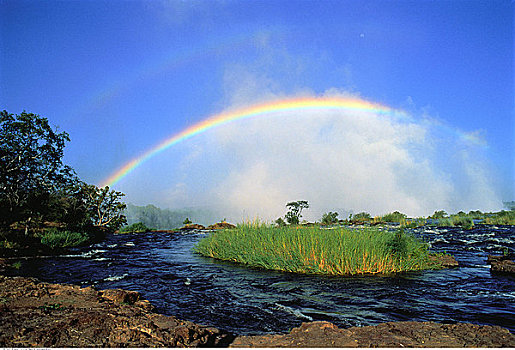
[451,216,474,229]
[39,228,89,249]
[321,211,339,225]
[275,217,286,227]
[380,211,407,223]
[0,110,127,238]
[285,200,309,225]
[119,222,151,233]
[39,303,66,311]
[194,225,439,275]
[431,210,448,219]
[0,110,75,232]
[482,210,515,225]
[79,184,126,230]
[183,217,192,225]
[351,212,372,223]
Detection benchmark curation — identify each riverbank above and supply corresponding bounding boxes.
[0,275,513,347]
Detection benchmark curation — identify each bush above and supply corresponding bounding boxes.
[40,229,90,249]
[119,222,151,233]
[381,211,407,223]
[321,212,339,225]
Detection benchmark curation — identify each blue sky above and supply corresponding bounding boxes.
[1,0,513,219]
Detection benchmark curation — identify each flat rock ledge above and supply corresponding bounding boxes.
[231,320,515,348]
[0,275,233,347]
[1,276,514,348]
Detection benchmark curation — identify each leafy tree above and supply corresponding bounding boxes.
[381,211,407,223]
[0,111,75,233]
[353,212,371,220]
[321,211,339,225]
[431,210,448,219]
[183,217,192,225]
[285,200,309,225]
[80,184,127,230]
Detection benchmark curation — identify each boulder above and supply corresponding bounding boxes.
[488,255,515,275]
[207,222,237,230]
[179,223,205,231]
[428,253,459,268]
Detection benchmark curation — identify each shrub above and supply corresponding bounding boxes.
[321,212,339,225]
[40,229,89,249]
[381,211,407,223]
[119,222,151,233]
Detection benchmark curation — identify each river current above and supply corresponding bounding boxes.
[7,225,515,335]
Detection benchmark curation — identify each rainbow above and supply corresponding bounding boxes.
[101,96,405,187]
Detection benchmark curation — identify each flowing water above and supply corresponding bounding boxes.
[6,226,515,335]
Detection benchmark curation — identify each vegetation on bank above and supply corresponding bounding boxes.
[0,110,127,251]
[194,224,444,275]
[119,222,152,234]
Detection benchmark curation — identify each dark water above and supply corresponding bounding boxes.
[6,226,515,335]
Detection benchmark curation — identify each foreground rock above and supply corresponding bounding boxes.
[0,276,233,347]
[487,254,515,274]
[1,276,514,348]
[231,320,515,348]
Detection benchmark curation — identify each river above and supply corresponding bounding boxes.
[6,225,515,335]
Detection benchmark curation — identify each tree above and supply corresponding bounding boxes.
[285,200,309,225]
[80,184,127,230]
[431,210,448,219]
[321,211,339,225]
[0,111,75,232]
[183,217,192,225]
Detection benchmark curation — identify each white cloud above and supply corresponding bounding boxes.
[157,83,502,222]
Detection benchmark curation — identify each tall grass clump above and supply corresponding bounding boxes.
[39,228,90,249]
[194,225,442,275]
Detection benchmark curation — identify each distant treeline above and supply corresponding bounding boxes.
[124,203,219,229]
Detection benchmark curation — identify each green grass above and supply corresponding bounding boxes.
[194,224,443,275]
[39,229,90,249]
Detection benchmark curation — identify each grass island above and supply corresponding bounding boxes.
[194,223,447,275]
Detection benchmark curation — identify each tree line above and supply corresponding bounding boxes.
[1,111,126,248]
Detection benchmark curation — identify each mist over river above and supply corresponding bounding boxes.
[6,226,514,335]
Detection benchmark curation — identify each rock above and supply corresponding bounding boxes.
[180,223,206,231]
[0,275,233,347]
[101,289,140,304]
[488,255,515,274]
[428,253,459,268]
[1,275,513,348]
[207,222,237,230]
[231,320,515,348]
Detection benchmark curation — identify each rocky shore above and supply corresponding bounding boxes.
[1,275,514,347]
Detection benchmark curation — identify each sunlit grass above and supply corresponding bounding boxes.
[194,223,443,275]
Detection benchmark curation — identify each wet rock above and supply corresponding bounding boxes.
[488,255,515,274]
[207,222,237,230]
[0,275,233,347]
[428,253,459,268]
[180,224,206,231]
[231,320,515,348]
